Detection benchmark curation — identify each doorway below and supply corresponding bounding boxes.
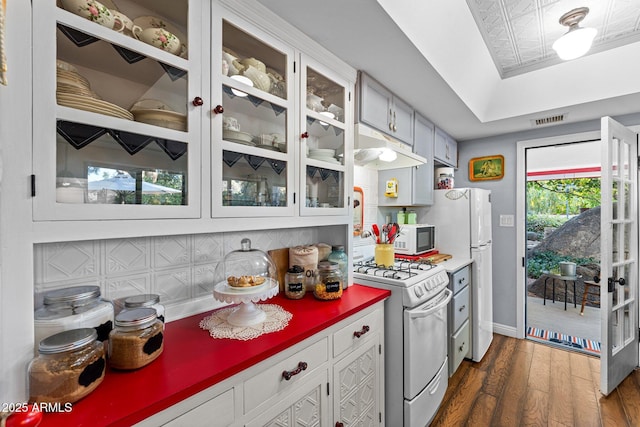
[524,141,601,356]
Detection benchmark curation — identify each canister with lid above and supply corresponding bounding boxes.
[29,328,106,404]
[109,307,164,370]
[124,294,165,324]
[284,265,306,299]
[327,245,348,288]
[34,286,114,353]
[313,261,343,300]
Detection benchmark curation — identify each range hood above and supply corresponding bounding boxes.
[354,123,427,170]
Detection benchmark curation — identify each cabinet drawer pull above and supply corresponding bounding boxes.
[301,131,309,139]
[459,342,465,352]
[192,97,204,106]
[353,325,370,338]
[212,105,224,114]
[282,361,307,380]
[458,305,466,312]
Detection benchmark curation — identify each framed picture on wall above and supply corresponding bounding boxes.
[469,155,505,181]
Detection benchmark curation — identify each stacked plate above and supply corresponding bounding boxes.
[130,99,187,132]
[223,129,255,146]
[56,61,133,121]
[308,148,341,165]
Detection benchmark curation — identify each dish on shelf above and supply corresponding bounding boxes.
[309,148,336,157]
[308,155,341,165]
[256,144,279,151]
[56,59,78,73]
[131,109,187,131]
[130,98,174,112]
[56,69,91,89]
[56,92,134,120]
[132,16,188,58]
[57,83,101,99]
[223,129,253,143]
[242,65,271,93]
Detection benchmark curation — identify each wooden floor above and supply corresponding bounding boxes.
[430,334,640,426]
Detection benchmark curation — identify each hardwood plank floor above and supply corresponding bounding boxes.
[430,334,640,426]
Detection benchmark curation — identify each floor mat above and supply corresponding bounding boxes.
[526,326,601,355]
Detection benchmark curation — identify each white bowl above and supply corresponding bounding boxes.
[242,65,271,93]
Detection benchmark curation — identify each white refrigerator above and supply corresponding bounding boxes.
[425,188,493,362]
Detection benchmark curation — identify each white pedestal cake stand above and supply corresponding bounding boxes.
[213,278,279,326]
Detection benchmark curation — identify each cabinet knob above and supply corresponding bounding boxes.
[353,325,370,338]
[459,342,465,352]
[282,361,308,380]
[393,124,397,132]
[213,105,224,114]
[336,423,345,427]
[459,305,466,312]
[388,122,393,131]
[301,131,309,139]
[192,97,204,107]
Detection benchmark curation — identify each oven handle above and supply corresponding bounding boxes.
[407,288,452,319]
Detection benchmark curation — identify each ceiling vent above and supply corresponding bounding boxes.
[532,114,567,127]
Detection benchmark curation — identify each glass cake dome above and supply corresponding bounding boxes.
[214,238,277,287]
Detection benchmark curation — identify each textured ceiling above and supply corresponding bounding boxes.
[467,0,640,78]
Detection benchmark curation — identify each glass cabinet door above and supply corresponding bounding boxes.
[211,15,295,217]
[300,58,350,216]
[33,0,201,220]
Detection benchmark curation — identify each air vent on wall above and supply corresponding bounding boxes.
[531,114,567,127]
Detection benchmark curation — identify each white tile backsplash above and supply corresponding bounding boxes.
[33,227,328,320]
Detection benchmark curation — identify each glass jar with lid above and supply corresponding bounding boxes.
[34,286,114,354]
[284,265,306,299]
[213,238,277,290]
[313,261,343,300]
[327,245,348,289]
[123,294,165,325]
[109,307,164,370]
[28,328,106,404]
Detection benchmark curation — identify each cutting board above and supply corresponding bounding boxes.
[268,248,289,291]
[427,253,452,264]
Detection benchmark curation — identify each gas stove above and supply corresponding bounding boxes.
[353,255,449,308]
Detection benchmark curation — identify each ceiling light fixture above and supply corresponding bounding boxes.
[552,7,597,61]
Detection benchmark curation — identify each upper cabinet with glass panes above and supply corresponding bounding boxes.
[32,0,201,220]
[211,13,296,217]
[299,57,351,216]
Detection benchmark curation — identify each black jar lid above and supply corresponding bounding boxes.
[287,265,304,274]
[43,285,100,305]
[124,294,160,308]
[38,328,98,354]
[331,245,345,252]
[318,261,339,271]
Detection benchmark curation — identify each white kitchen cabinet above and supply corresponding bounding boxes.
[332,306,383,426]
[377,112,435,206]
[357,71,414,146]
[136,303,385,427]
[447,264,471,376]
[31,0,354,223]
[32,0,202,221]
[211,5,353,219]
[434,127,457,168]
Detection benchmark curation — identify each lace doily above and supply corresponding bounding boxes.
[199,304,293,341]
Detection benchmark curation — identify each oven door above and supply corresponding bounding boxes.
[403,288,452,399]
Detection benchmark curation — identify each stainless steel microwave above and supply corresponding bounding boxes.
[394,224,436,255]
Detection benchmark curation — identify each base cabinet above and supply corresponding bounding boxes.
[447,265,471,376]
[137,304,385,427]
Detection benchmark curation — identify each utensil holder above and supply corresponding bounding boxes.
[375,244,395,268]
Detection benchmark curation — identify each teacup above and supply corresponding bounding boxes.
[110,10,134,36]
[132,26,186,56]
[239,57,266,73]
[223,117,240,132]
[60,0,124,31]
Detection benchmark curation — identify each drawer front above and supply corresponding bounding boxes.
[162,388,234,427]
[450,320,470,376]
[333,308,383,357]
[452,285,470,332]
[244,338,328,414]
[451,266,470,294]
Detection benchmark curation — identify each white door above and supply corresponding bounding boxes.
[600,116,639,395]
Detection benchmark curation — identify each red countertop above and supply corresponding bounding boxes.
[39,284,390,427]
